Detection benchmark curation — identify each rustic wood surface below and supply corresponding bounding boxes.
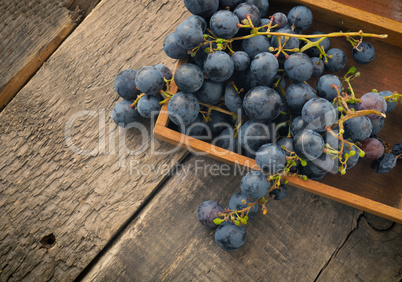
[0,0,190,280]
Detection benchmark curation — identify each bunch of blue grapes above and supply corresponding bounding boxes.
[111,0,401,251]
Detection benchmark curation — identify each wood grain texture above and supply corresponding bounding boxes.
[84,154,365,281]
[0,0,190,280]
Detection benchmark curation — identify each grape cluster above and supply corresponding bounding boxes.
[111,0,401,252]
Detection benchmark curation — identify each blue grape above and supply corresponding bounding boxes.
[290,116,306,137]
[353,41,375,64]
[344,115,372,142]
[250,52,279,82]
[358,92,387,120]
[204,51,234,82]
[341,143,360,170]
[135,66,165,95]
[371,117,384,136]
[316,74,342,101]
[224,84,244,114]
[259,18,271,32]
[239,120,272,155]
[219,0,243,10]
[185,15,207,33]
[299,163,326,180]
[272,12,288,29]
[242,35,271,59]
[168,92,200,126]
[184,0,219,18]
[311,57,324,77]
[174,21,203,50]
[114,69,141,100]
[229,191,259,218]
[285,82,316,115]
[195,80,224,105]
[243,86,282,122]
[293,129,325,161]
[215,127,240,152]
[112,100,141,127]
[256,143,286,174]
[241,170,270,199]
[326,48,347,72]
[277,137,295,156]
[379,90,397,113]
[269,185,287,200]
[371,153,397,173]
[287,5,313,31]
[163,33,188,59]
[302,98,337,132]
[284,53,314,82]
[392,143,402,156]
[215,222,247,252]
[153,64,172,80]
[245,0,269,17]
[231,51,250,71]
[137,95,161,118]
[197,200,224,228]
[305,31,330,57]
[210,10,240,39]
[308,153,337,174]
[178,113,207,137]
[233,3,261,26]
[174,63,204,93]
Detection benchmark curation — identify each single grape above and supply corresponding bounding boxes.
[224,84,244,115]
[242,35,271,59]
[137,95,161,119]
[178,113,207,137]
[371,153,397,173]
[341,143,360,170]
[358,92,387,120]
[114,69,141,101]
[299,163,326,180]
[308,153,337,174]
[210,10,240,39]
[311,57,324,77]
[197,200,224,228]
[219,0,243,10]
[153,64,172,80]
[215,127,240,153]
[241,170,270,199]
[185,15,207,33]
[256,143,287,174]
[168,92,200,126]
[316,74,342,102]
[379,90,397,113]
[233,3,261,26]
[174,21,203,50]
[174,63,204,93]
[184,0,219,18]
[258,18,271,32]
[284,53,314,83]
[243,86,282,122]
[325,48,347,72]
[135,66,165,96]
[215,222,247,252]
[238,120,272,154]
[287,5,313,31]
[277,137,295,156]
[360,138,384,160]
[392,143,402,156]
[371,117,385,136]
[302,98,337,132]
[231,51,251,71]
[290,116,306,137]
[250,52,279,82]
[245,0,269,17]
[344,115,373,142]
[293,129,325,161]
[269,185,287,200]
[163,33,188,59]
[285,82,316,115]
[204,51,234,82]
[112,100,141,127]
[195,80,224,105]
[353,41,376,64]
[229,191,259,218]
[272,12,288,29]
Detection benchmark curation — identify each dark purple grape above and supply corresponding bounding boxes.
[135,66,165,96]
[219,0,243,10]
[243,86,282,122]
[256,143,287,174]
[184,0,219,18]
[137,95,161,119]
[163,33,188,59]
[197,200,224,228]
[290,116,306,137]
[277,137,295,156]
[284,53,314,82]
[178,113,207,137]
[250,52,279,82]
[245,0,269,17]
[392,143,402,156]
[293,129,325,161]
[287,5,313,31]
[174,63,204,93]
[311,57,324,77]
[229,191,259,218]
[379,90,397,113]
[174,21,203,50]
[215,222,247,251]
[371,153,397,173]
[371,117,385,135]
[302,98,337,132]
[272,12,288,29]
[185,15,207,33]
[231,51,251,71]
[168,92,200,126]
[210,10,240,39]
[215,127,240,152]
[269,185,287,200]
[195,80,224,105]
[358,92,387,120]
[316,74,342,102]
[224,84,244,114]
[353,41,376,64]
[241,170,270,199]
[326,48,347,72]
[112,100,141,127]
[259,18,271,32]
[361,138,384,160]
[242,35,271,59]
[114,69,141,100]
[285,82,316,115]
[341,143,360,170]
[233,3,261,26]
[204,51,234,82]
[153,64,173,80]
[238,120,272,154]
[344,115,372,142]
[305,31,331,57]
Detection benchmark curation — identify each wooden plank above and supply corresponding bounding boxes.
[0,0,190,280]
[83,154,366,281]
[316,217,402,281]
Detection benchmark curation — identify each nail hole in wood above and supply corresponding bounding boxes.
[40,233,56,249]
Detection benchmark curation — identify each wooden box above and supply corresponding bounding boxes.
[154,0,402,223]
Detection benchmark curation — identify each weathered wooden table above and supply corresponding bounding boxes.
[0,0,401,281]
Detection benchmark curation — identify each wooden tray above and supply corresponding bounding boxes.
[154,0,402,223]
